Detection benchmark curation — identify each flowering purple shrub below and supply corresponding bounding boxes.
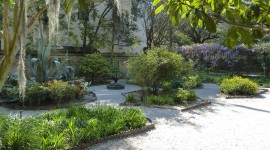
[177,44,269,74]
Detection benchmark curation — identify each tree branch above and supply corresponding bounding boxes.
[27,4,49,33]
[217,16,260,29]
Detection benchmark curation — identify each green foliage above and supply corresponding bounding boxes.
[25,82,50,105]
[173,88,197,104]
[183,76,203,89]
[0,106,146,149]
[79,53,110,82]
[0,85,19,99]
[24,80,84,106]
[169,75,202,90]
[125,94,137,103]
[47,81,80,105]
[219,76,259,95]
[144,95,175,106]
[154,0,269,48]
[127,47,184,94]
[0,76,19,99]
[199,72,229,84]
[249,77,270,88]
[28,40,74,83]
[109,57,124,83]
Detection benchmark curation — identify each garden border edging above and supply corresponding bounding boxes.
[67,118,155,150]
[225,89,269,99]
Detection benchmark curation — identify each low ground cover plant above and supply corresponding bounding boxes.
[125,94,137,103]
[144,95,175,106]
[219,76,259,95]
[0,106,146,149]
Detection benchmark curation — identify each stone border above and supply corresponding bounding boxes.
[120,100,212,112]
[67,118,155,150]
[225,89,269,99]
[181,100,212,112]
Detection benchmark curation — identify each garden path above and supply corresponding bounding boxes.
[87,83,270,150]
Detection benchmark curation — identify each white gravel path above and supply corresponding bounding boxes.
[87,83,270,150]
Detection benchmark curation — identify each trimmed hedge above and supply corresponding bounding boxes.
[219,76,259,95]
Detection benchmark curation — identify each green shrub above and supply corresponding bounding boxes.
[183,75,203,89]
[47,80,81,105]
[219,76,259,95]
[24,80,84,106]
[127,47,184,95]
[0,106,146,149]
[162,82,174,94]
[144,95,175,106]
[125,94,137,103]
[79,53,110,82]
[25,82,50,105]
[0,84,19,99]
[173,88,197,104]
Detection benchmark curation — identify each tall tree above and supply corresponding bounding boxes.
[0,0,131,91]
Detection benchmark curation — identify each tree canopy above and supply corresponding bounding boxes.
[153,0,270,48]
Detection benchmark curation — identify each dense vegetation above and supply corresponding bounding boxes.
[79,53,110,83]
[0,106,146,149]
[219,76,259,95]
[127,47,184,95]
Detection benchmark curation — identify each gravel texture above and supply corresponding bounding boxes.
[87,83,270,150]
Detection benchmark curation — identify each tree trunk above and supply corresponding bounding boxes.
[0,56,13,91]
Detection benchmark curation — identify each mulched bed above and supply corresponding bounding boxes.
[225,88,269,99]
[68,118,155,150]
[120,90,211,112]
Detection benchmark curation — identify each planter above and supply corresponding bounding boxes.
[107,83,125,90]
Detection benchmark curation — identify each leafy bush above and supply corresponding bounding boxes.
[79,53,110,82]
[144,95,175,106]
[183,76,203,89]
[0,106,146,149]
[219,76,259,95]
[47,80,80,105]
[125,94,137,103]
[0,84,19,99]
[173,88,197,104]
[24,80,84,106]
[127,47,184,95]
[25,82,50,105]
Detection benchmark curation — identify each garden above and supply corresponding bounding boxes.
[0,0,270,150]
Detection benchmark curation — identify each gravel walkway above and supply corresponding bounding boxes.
[87,83,270,150]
